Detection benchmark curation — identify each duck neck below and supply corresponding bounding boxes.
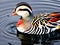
[23,15,34,22]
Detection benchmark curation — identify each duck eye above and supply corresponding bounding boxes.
[18,9,23,11]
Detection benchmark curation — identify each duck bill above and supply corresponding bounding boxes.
[11,10,17,16]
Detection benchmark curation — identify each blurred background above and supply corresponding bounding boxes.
[0,0,60,45]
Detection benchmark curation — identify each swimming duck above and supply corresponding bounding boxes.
[11,2,60,44]
[12,2,60,35]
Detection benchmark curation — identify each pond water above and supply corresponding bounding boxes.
[0,0,60,45]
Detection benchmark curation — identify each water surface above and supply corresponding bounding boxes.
[0,0,60,45]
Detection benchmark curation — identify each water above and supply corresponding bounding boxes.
[0,0,60,45]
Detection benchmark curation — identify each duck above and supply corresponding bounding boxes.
[11,2,60,35]
[11,2,60,44]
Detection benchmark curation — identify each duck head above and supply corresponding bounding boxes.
[12,2,32,19]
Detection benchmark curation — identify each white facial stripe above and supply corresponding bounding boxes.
[16,6,32,13]
[17,11,29,18]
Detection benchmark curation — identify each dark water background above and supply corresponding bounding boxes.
[0,0,60,45]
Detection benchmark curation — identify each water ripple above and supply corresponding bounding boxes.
[0,0,60,45]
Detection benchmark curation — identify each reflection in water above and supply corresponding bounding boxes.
[0,0,60,45]
[8,43,12,45]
